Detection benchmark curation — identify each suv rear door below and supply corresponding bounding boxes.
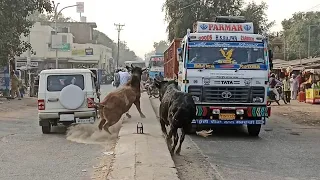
[44,73,89,111]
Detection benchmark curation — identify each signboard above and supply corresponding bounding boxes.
[190,33,264,42]
[16,61,38,68]
[85,48,93,55]
[194,22,254,34]
[0,65,10,93]
[76,2,84,13]
[72,48,94,56]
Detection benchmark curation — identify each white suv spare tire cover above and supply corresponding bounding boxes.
[59,84,85,110]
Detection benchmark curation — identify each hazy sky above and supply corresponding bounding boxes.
[55,0,320,58]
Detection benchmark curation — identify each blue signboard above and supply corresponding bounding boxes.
[0,65,10,94]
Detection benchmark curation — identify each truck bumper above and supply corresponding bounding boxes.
[191,119,266,125]
[192,105,271,125]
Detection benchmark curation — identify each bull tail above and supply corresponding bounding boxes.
[87,98,105,108]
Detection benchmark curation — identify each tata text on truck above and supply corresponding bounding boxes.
[174,16,272,136]
[148,55,164,79]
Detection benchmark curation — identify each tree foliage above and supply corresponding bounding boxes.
[153,40,169,54]
[0,0,52,66]
[281,11,320,60]
[163,0,274,41]
[30,10,73,22]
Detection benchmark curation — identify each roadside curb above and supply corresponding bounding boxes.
[108,93,180,180]
[149,97,225,180]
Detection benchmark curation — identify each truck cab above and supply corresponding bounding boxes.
[175,16,272,136]
[148,55,164,79]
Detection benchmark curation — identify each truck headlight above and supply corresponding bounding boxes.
[253,97,263,103]
[212,109,220,114]
[192,96,200,102]
[236,109,244,115]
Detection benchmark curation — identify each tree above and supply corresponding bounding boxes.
[30,10,73,22]
[163,0,274,41]
[163,0,243,41]
[240,1,275,34]
[281,11,320,60]
[153,40,169,54]
[0,0,52,66]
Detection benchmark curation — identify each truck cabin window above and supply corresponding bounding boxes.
[188,46,265,64]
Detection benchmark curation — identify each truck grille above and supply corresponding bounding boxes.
[188,86,265,103]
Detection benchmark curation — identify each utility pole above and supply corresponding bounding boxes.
[114,23,125,70]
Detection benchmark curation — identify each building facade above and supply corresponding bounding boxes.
[16,22,113,74]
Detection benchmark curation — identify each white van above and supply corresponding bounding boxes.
[38,69,99,134]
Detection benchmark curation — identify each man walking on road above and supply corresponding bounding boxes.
[10,70,21,100]
[113,69,132,118]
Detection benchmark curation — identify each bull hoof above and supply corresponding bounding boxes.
[140,114,146,118]
[175,149,181,155]
[103,126,111,135]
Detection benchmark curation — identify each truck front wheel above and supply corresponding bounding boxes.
[247,124,261,136]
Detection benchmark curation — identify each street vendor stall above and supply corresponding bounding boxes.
[303,69,320,104]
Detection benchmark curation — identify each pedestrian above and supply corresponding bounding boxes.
[115,69,132,118]
[10,70,21,100]
[282,76,291,103]
[290,74,299,100]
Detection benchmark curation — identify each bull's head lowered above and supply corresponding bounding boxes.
[154,79,178,101]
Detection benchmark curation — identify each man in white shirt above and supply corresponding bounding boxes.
[118,70,131,87]
[117,69,132,118]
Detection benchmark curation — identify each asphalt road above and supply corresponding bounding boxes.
[150,98,320,180]
[0,84,115,180]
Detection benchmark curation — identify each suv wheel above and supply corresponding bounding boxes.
[42,124,51,134]
[247,124,261,136]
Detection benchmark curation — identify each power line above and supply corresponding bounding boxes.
[114,23,125,70]
[305,3,320,11]
[166,1,201,13]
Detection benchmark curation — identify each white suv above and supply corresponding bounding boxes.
[38,69,99,134]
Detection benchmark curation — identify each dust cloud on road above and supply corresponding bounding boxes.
[66,120,122,145]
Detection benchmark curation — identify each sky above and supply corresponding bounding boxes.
[55,0,320,58]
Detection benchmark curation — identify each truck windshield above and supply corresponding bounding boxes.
[188,42,265,64]
[150,60,164,67]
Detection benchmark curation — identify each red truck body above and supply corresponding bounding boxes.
[163,38,182,79]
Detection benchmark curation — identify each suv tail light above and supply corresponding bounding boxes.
[38,99,45,110]
[87,98,95,108]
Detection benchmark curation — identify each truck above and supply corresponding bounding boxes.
[164,39,182,80]
[148,55,164,79]
[164,16,273,136]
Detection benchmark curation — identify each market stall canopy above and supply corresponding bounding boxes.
[273,58,320,70]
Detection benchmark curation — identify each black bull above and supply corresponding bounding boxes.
[154,79,196,155]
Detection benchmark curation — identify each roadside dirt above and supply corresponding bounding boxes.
[271,100,320,126]
[149,98,219,180]
[0,97,36,113]
[66,119,122,180]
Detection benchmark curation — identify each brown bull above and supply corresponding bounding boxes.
[95,65,146,134]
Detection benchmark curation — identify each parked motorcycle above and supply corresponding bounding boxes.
[267,85,287,106]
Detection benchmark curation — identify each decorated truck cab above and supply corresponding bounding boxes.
[148,55,164,79]
[173,16,272,136]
